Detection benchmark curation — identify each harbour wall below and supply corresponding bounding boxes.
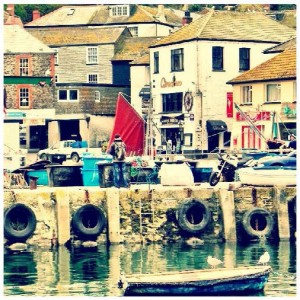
[3,184,296,248]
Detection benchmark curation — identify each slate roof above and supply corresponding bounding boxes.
[25,5,182,27]
[227,47,296,84]
[113,37,160,61]
[27,27,129,46]
[263,37,296,53]
[4,25,54,53]
[150,9,296,48]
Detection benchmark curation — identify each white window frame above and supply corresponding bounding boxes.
[128,26,138,37]
[57,89,79,102]
[88,74,99,84]
[241,85,252,104]
[19,88,29,107]
[20,58,29,76]
[95,91,101,102]
[110,5,129,17]
[266,83,281,103]
[86,47,98,64]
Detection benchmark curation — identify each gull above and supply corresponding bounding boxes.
[258,251,270,266]
[207,255,223,269]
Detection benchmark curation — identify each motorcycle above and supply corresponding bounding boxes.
[209,152,253,186]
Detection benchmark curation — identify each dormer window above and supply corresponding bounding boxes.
[110,5,129,17]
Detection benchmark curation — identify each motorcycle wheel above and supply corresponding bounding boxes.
[209,172,220,186]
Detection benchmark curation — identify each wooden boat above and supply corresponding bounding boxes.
[237,166,296,186]
[119,265,272,296]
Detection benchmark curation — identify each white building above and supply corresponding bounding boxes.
[146,9,295,157]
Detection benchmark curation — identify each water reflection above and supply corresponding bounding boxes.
[3,240,296,297]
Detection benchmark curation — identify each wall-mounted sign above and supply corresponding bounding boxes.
[189,113,194,121]
[281,102,296,119]
[161,77,182,88]
[226,92,233,118]
[236,111,271,122]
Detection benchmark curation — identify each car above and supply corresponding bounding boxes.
[257,150,296,167]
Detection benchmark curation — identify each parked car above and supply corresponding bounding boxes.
[257,150,296,167]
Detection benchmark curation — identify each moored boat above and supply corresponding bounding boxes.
[237,166,296,186]
[119,265,271,296]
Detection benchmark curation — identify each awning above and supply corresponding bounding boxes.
[139,85,150,99]
[206,120,227,133]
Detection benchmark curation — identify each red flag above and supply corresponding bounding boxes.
[108,93,145,156]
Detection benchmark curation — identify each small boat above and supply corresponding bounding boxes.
[119,265,271,296]
[237,166,296,186]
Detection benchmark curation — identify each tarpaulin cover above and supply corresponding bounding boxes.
[108,93,145,156]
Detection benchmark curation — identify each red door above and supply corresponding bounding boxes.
[241,125,263,149]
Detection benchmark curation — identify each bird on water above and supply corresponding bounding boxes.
[207,256,223,269]
[257,251,270,266]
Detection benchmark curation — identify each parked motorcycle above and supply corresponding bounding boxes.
[209,152,253,186]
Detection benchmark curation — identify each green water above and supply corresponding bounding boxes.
[4,240,296,296]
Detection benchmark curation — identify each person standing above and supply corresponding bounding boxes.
[108,134,129,188]
[288,134,296,150]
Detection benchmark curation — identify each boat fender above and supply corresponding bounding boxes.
[4,203,37,242]
[242,208,274,238]
[71,204,106,240]
[176,199,211,234]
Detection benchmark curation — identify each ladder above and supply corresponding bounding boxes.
[139,188,154,242]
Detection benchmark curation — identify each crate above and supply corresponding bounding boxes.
[191,167,213,183]
[82,155,112,170]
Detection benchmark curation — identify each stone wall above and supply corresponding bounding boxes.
[3,185,297,248]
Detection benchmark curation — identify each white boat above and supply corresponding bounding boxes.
[237,166,297,186]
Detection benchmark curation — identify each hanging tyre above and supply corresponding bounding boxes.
[242,208,274,238]
[176,199,211,234]
[71,204,106,240]
[4,203,37,242]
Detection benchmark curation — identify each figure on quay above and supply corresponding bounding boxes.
[108,134,129,188]
[288,134,296,150]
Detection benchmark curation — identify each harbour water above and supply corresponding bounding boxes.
[4,240,296,297]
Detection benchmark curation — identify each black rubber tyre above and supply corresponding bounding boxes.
[176,199,211,234]
[71,204,106,240]
[242,208,274,238]
[209,172,220,186]
[4,204,37,242]
[71,153,80,162]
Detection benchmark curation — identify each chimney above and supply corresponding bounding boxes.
[7,4,15,17]
[155,4,166,22]
[32,9,41,21]
[182,10,193,26]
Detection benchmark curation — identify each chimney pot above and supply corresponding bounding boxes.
[32,9,41,21]
[182,10,193,26]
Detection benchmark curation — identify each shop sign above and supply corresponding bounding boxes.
[281,102,296,119]
[161,117,180,125]
[161,77,182,88]
[236,111,270,122]
[23,119,45,126]
[6,111,26,118]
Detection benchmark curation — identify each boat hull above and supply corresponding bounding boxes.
[123,266,271,296]
[237,167,296,186]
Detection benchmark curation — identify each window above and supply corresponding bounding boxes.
[19,88,29,107]
[58,89,79,101]
[128,26,138,37]
[86,47,98,64]
[88,74,98,83]
[162,93,183,112]
[20,58,29,76]
[241,85,252,104]
[154,51,159,74]
[95,91,100,102]
[239,48,250,71]
[171,48,184,71]
[266,84,281,102]
[55,75,59,83]
[212,46,223,70]
[111,5,129,16]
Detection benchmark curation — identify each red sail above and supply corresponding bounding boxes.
[108,93,145,156]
